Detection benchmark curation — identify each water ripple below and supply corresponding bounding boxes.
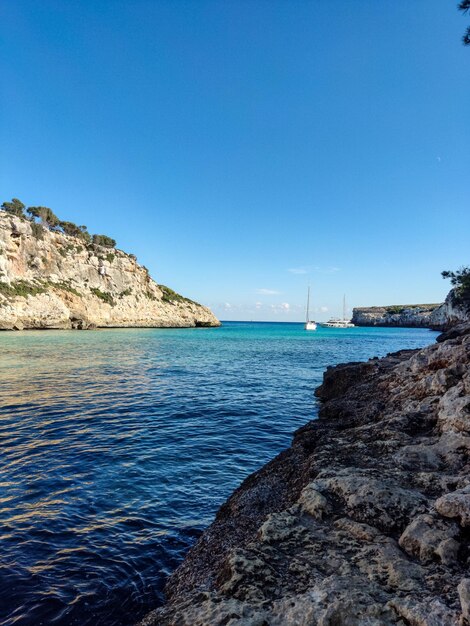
[0,322,437,625]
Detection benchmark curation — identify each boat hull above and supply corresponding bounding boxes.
[319,321,355,328]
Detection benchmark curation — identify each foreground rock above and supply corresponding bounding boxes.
[141,323,470,625]
[0,213,219,329]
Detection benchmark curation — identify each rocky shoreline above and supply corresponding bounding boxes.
[141,318,470,625]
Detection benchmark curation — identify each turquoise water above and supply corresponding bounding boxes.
[0,322,438,625]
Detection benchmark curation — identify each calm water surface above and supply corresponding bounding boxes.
[0,322,438,625]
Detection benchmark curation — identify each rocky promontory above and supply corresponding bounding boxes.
[142,317,470,624]
[0,212,219,330]
[352,293,469,330]
[352,303,442,328]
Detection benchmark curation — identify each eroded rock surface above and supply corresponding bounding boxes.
[352,303,442,328]
[141,324,470,626]
[352,292,469,330]
[0,213,219,329]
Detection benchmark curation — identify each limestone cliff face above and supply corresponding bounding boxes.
[352,293,469,330]
[0,213,219,330]
[352,303,442,328]
[431,289,470,330]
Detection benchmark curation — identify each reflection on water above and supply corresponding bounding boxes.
[0,323,438,625]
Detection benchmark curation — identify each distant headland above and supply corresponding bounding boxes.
[352,303,442,328]
[352,290,469,330]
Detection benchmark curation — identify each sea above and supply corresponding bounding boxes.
[0,321,438,626]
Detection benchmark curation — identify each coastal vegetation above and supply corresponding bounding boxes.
[0,280,82,300]
[27,206,61,229]
[0,280,47,298]
[90,287,115,306]
[381,304,440,314]
[459,0,470,45]
[59,221,91,242]
[92,234,116,248]
[30,222,45,240]
[442,266,470,298]
[1,198,26,218]
[159,284,196,305]
[1,197,116,249]
[52,281,82,297]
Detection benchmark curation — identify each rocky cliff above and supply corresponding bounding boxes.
[0,213,219,330]
[141,320,470,625]
[353,294,469,331]
[352,303,442,328]
[433,289,470,330]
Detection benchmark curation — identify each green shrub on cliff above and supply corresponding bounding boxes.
[459,0,470,45]
[442,267,470,298]
[30,222,44,240]
[92,234,116,248]
[27,206,61,229]
[1,198,26,218]
[59,221,91,243]
[59,221,81,237]
[159,285,196,305]
[0,281,47,298]
[51,281,82,297]
[90,287,115,306]
[384,304,439,314]
[2,198,115,247]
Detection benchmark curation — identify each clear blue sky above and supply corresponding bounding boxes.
[1,1,469,321]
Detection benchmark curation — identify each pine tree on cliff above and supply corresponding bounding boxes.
[59,221,91,242]
[442,267,470,314]
[460,0,470,45]
[1,198,25,218]
[442,267,470,300]
[92,234,116,248]
[27,206,60,229]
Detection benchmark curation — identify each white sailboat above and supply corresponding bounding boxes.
[304,286,317,331]
[319,294,355,328]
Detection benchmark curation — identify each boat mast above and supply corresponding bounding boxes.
[343,294,346,320]
[306,286,310,322]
